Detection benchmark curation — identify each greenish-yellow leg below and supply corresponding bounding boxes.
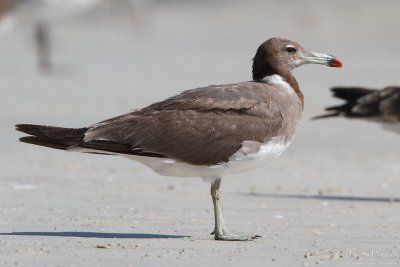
[210,178,261,241]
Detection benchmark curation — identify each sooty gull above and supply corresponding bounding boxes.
[313,86,400,135]
[16,37,342,241]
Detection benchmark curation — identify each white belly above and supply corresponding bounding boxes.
[69,136,291,180]
[122,136,291,180]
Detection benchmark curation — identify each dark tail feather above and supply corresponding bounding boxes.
[19,136,70,150]
[312,103,355,120]
[16,124,164,158]
[15,124,141,156]
[331,87,375,101]
[311,111,340,120]
[16,124,87,150]
[312,87,376,120]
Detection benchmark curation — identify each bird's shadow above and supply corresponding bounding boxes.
[0,231,190,239]
[245,192,400,202]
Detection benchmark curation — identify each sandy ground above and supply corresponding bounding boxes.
[1,0,400,266]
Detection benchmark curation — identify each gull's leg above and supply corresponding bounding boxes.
[210,178,229,236]
[210,178,261,241]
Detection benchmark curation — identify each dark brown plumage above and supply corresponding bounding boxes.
[84,82,287,165]
[16,82,287,165]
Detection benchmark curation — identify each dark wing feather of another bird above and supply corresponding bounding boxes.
[84,82,284,165]
[313,86,400,122]
[313,87,377,119]
[355,86,400,122]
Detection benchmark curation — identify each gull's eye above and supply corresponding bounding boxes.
[285,45,297,54]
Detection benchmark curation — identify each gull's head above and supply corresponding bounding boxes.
[252,37,342,81]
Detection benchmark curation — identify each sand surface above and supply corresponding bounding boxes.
[1,1,400,266]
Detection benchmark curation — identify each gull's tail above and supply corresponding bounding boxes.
[15,124,87,150]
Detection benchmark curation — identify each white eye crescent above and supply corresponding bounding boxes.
[285,45,297,54]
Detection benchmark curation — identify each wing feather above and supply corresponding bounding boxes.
[84,82,284,165]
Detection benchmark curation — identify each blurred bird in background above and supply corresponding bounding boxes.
[313,86,400,135]
[0,0,152,73]
[0,0,15,34]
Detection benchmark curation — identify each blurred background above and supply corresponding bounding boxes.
[1,1,400,265]
[2,0,399,190]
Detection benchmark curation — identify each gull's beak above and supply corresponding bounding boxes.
[303,52,343,68]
